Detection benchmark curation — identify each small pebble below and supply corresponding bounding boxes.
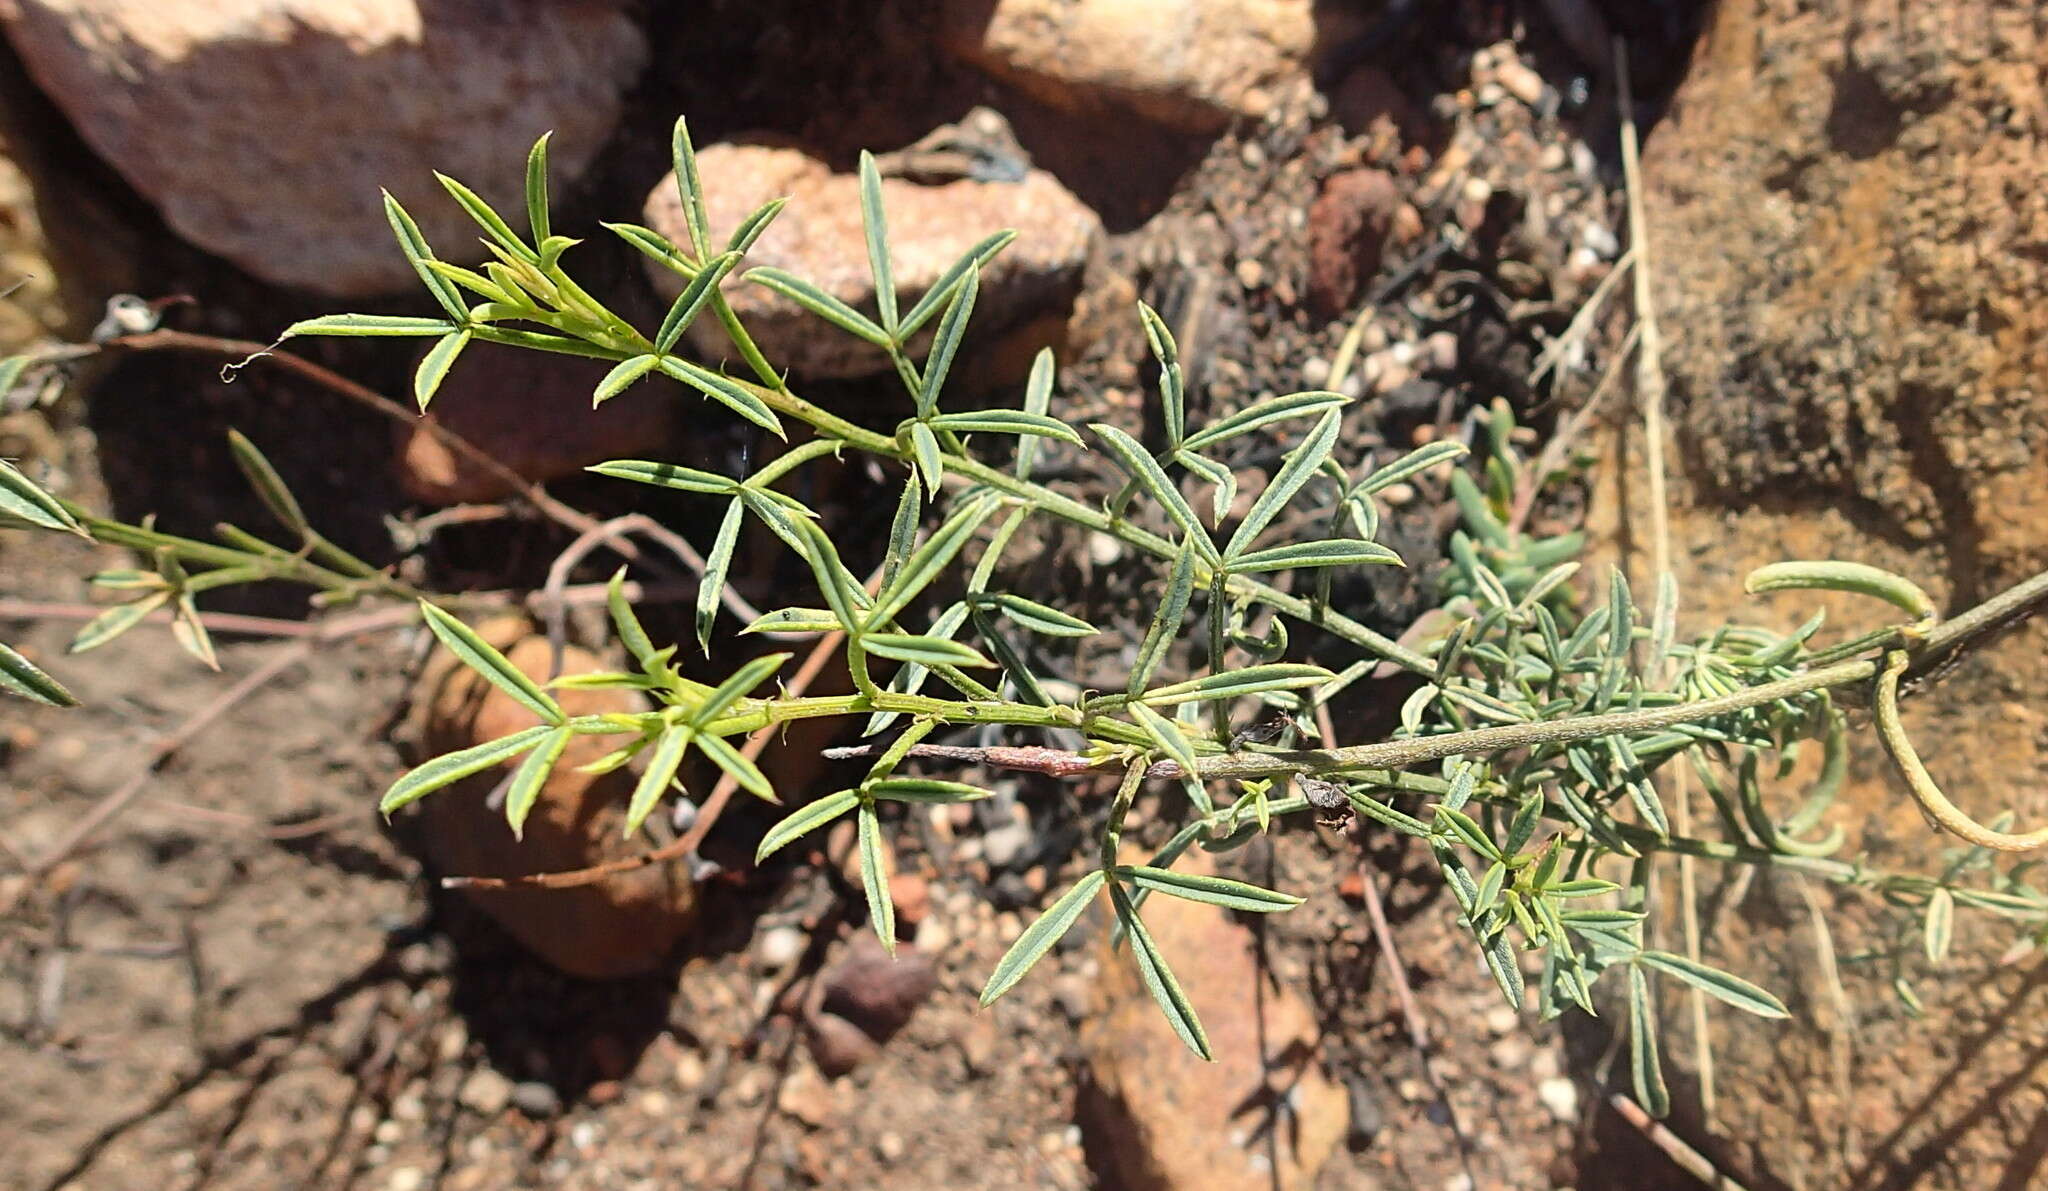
[982,821,1034,870]
[1301,356,1331,387]
[1235,258,1265,289]
[511,1080,561,1118]
[1379,482,1416,507]
[1496,59,1545,106]
[458,1068,513,1116]
[388,1169,425,1191]
[756,925,806,971]
[1537,1075,1579,1122]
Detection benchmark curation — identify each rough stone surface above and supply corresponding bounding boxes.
[1079,849,1347,1191]
[644,142,1099,380]
[0,0,645,295]
[1306,167,1402,317]
[403,616,695,979]
[817,935,937,1041]
[1590,3,2048,1187]
[937,0,1315,133]
[0,130,60,355]
[395,343,672,505]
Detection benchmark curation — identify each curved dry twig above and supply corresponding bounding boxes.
[1875,649,2048,853]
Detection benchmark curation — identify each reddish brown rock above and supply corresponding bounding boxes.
[818,935,937,1042]
[645,141,1099,380]
[1079,849,1346,1190]
[937,0,1315,133]
[396,345,672,505]
[403,616,695,978]
[1306,167,1401,317]
[0,0,644,295]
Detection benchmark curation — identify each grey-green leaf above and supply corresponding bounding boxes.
[587,458,737,495]
[381,724,554,816]
[981,869,1107,1005]
[0,640,77,706]
[282,313,459,339]
[867,777,993,804]
[917,265,977,416]
[1226,410,1341,559]
[1111,884,1211,1059]
[1119,865,1303,912]
[1628,965,1671,1117]
[1634,951,1790,1018]
[1230,538,1404,574]
[1183,390,1349,453]
[858,801,896,953]
[901,230,1015,337]
[504,724,573,839]
[756,788,860,862]
[70,592,169,654]
[0,458,86,536]
[1138,663,1332,707]
[697,499,746,652]
[414,329,472,412]
[593,354,662,406]
[858,151,897,334]
[418,601,562,724]
[654,357,785,437]
[862,633,992,668]
[746,267,890,346]
[625,725,693,836]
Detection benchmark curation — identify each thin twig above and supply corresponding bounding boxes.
[1607,1093,1750,1190]
[1616,42,1710,1118]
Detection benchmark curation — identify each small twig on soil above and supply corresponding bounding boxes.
[90,329,679,577]
[1607,1092,1750,1190]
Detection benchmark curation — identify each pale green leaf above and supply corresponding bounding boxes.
[419,601,562,724]
[981,869,1106,1005]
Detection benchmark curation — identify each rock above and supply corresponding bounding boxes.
[509,1080,560,1119]
[890,871,931,927]
[1536,1076,1577,1123]
[1307,168,1401,317]
[817,935,937,1041]
[0,0,645,295]
[457,1068,513,1116]
[401,616,696,979]
[643,141,1098,380]
[754,924,807,972]
[981,817,1034,870]
[1588,3,2048,1185]
[0,129,62,355]
[777,1065,837,1127]
[1079,849,1347,1190]
[805,1012,879,1078]
[1327,64,1426,145]
[395,346,673,505]
[937,0,1315,133]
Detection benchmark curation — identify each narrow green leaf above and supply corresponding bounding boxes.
[70,592,169,654]
[1111,884,1211,1059]
[979,592,1096,638]
[414,329,472,412]
[1347,789,1432,837]
[725,196,789,257]
[0,458,86,536]
[654,357,784,437]
[982,869,1107,1005]
[169,592,219,671]
[901,230,1015,337]
[1745,560,1937,622]
[696,499,746,652]
[1092,423,1207,548]
[1358,440,1469,493]
[869,493,1000,628]
[382,191,468,321]
[1016,347,1055,481]
[1628,966,1671,1117]
[698,731,775,801]
[626,725,694,836]
[746,267,890,346]
[1129,701,1198,774]
[1547,878,1622,899]
[1183,390,1350,453]
[789,517,862,631]
[1177,450,1236,527]
[743,607,843,635]
[757,788,860,862]
[1450,468,1509,548]
[858,801,896,953]
[504,723,572,838]
[909,421,945,491]
[1120,865,1302,912]
[593,354,662,406]
[525,131,552,242]
[1129,536,1197,696]
[381,724,554,815]
[1138,663,1332,707]
[282,313,459,339]
[657,251,741,354]
[1437,806,1503,862]
[1226,410,1341,559]
[587,458,737,495]
[671,117,712,260]
[604,220,696,278]
[858,151,898,333]
[225,430,309,536]
[862,633,993,668]
[927,409,1084,444]
[419,601,562,724]
[0,640,76,706]
[868,777,993,804]
[1137,302,1184,444]
[693,651,790,725]
[1635,951,1790,1018]
[917,265,977,415]
[435,172,534,262]
[882,480,922,593]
